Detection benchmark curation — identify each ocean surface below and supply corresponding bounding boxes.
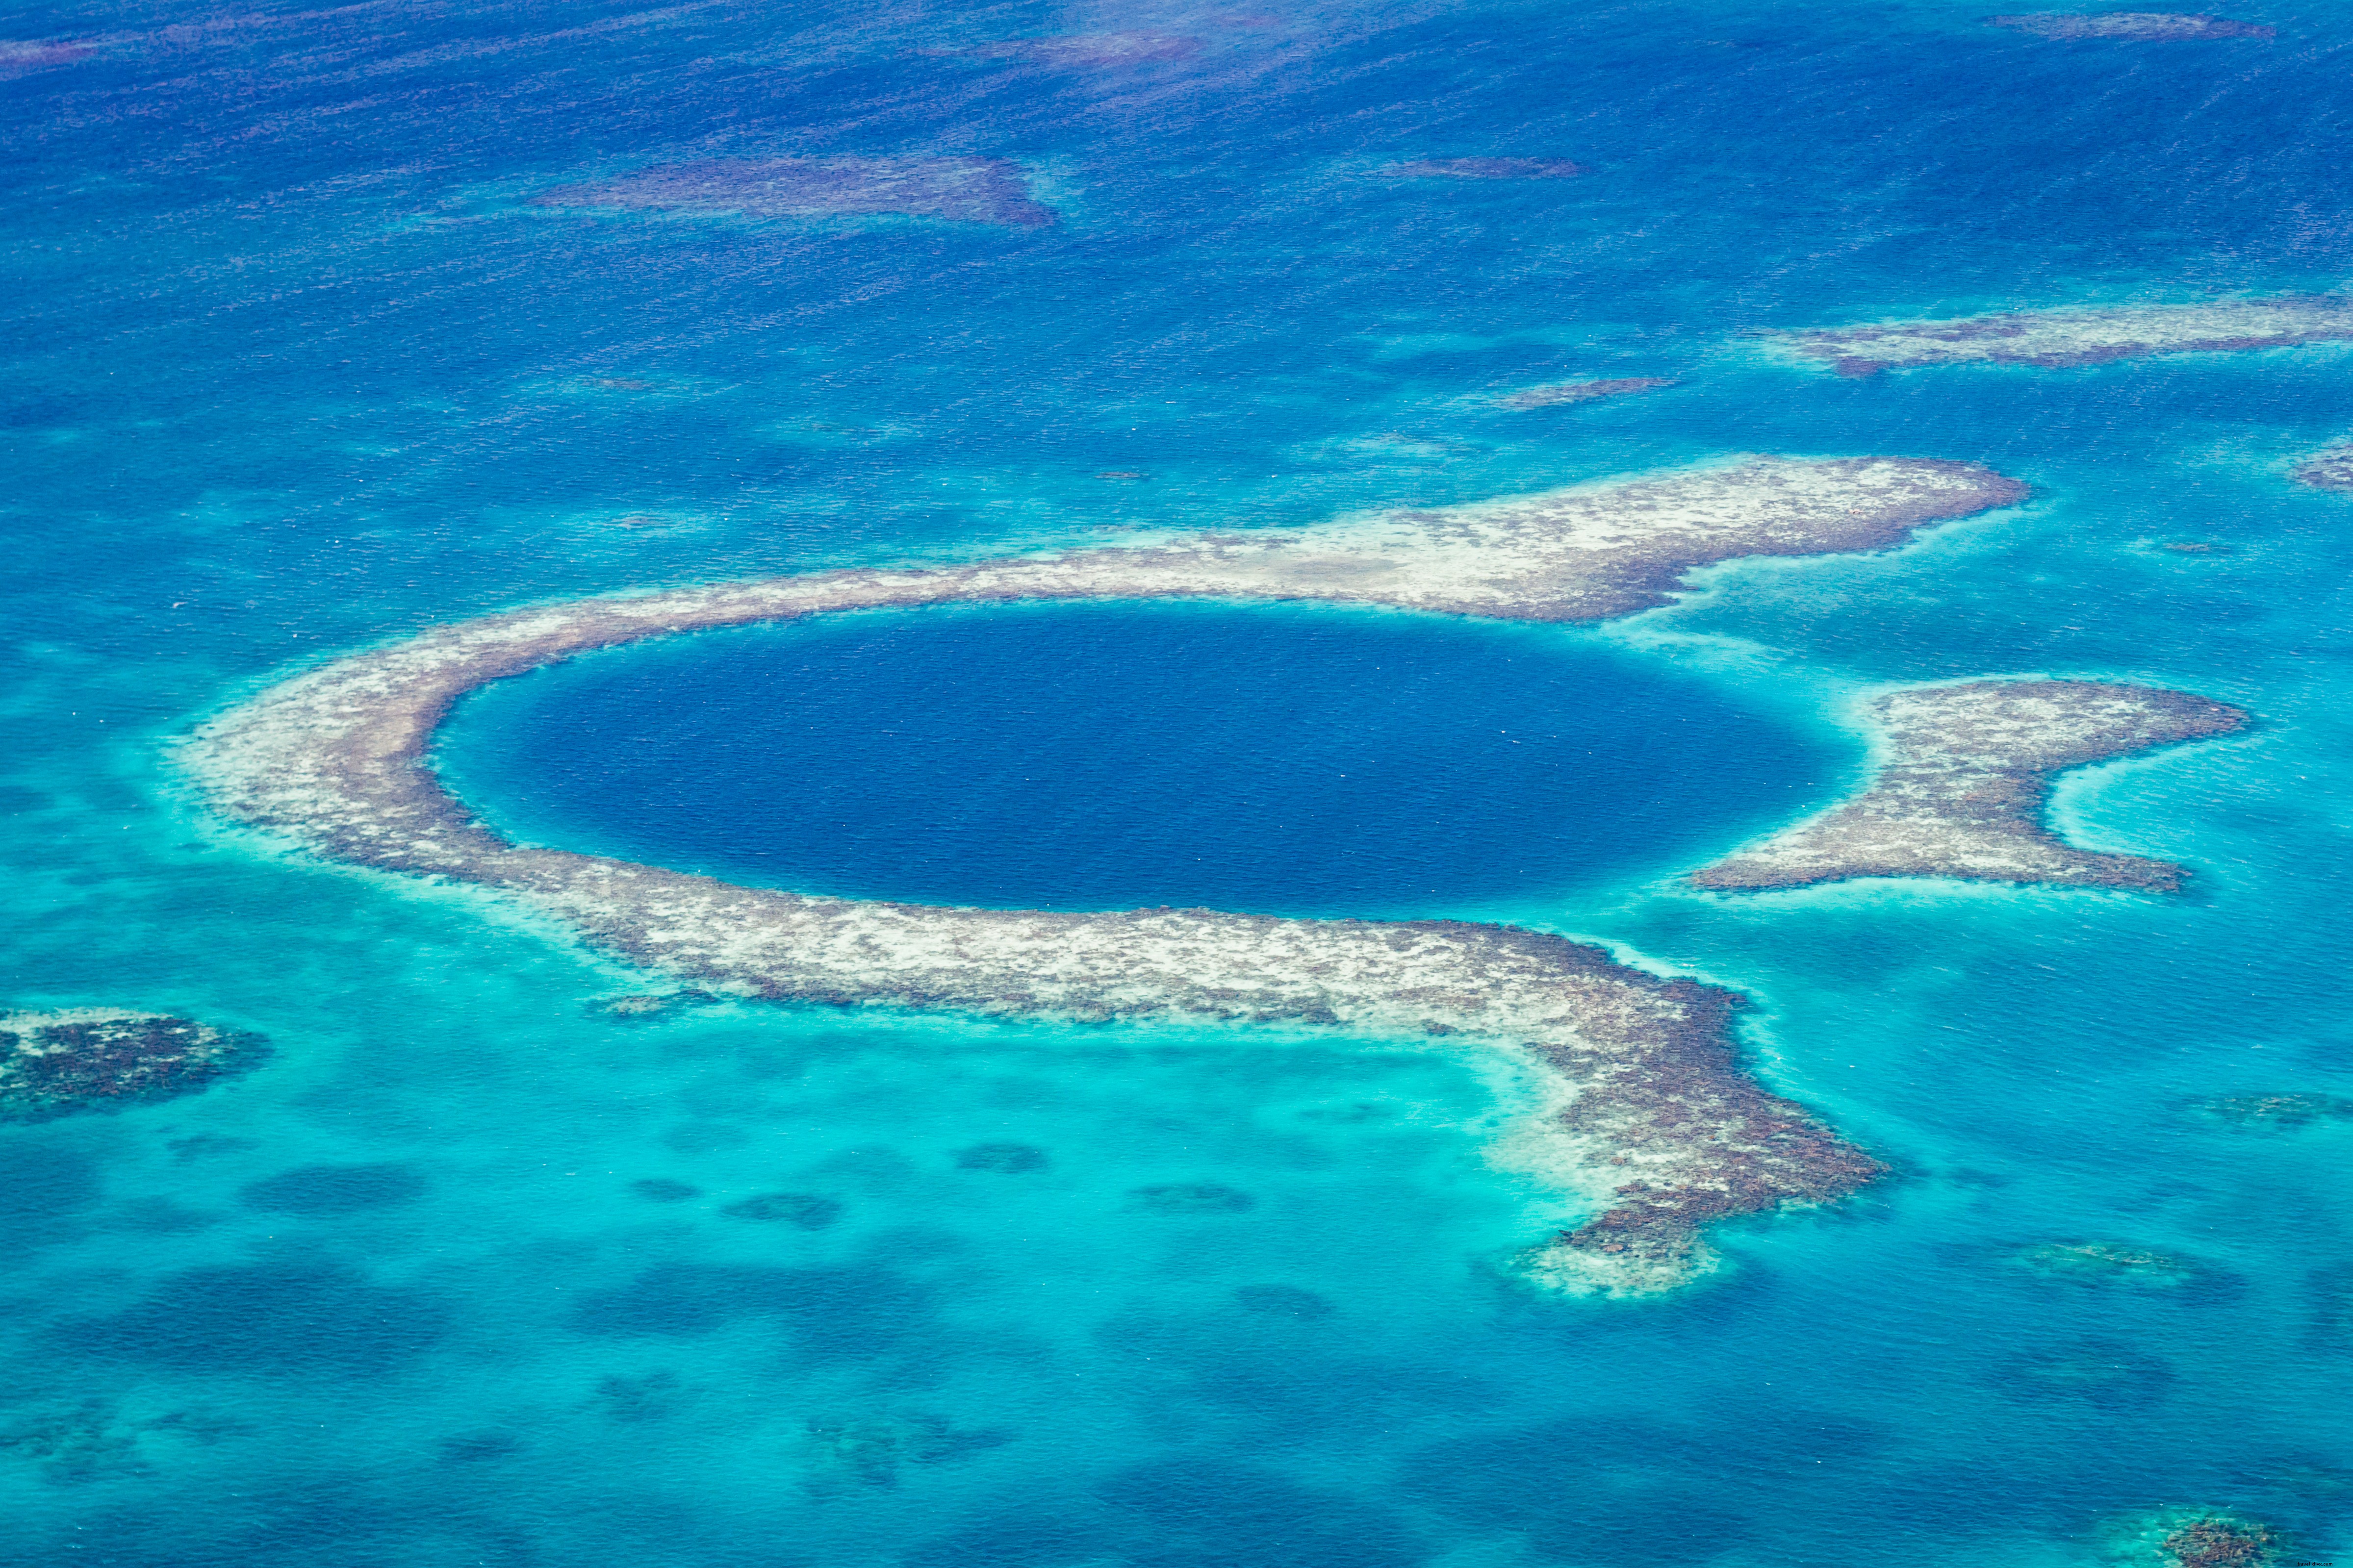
[7,0,2353,1564]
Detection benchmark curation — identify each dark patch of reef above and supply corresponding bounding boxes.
[534,157,1055,230]
[721,1191,843,1228]
[956,1142,1048,1173]
[1988,13,2275,40]
[803,1413,1013,1490]
[0,1009,267,1121]
[1129,1182,1255,1214]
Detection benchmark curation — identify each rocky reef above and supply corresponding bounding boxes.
[0,1009,268,1120]
[1495,377,1676,410]
[1694,681,2246,892]
[1765,297,2353,377]
[184,456,2040,1292]
[534,157,1055,230]
[2107,1511,2282,1568]
[1988,13,2275,40]
[1382,158,1586,179]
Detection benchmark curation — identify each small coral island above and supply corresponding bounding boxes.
[1765,296,2353,377]
[0,1008,267,1120]
[183,453,2229,1292]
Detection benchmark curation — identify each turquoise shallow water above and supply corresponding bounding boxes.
[8,0,2353,1562]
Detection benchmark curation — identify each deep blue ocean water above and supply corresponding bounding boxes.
[8,0,2353,1564]
[435,602,1843,915]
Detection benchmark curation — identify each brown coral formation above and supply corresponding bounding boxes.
[1694,681,2246,893]
[185,457,2039,1292]
[534,157,1055,230]
[0,1009,268,1120]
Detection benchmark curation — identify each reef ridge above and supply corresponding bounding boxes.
[185,456,2040,1292]
[1495,378,1676,409]
[534,158,1055,230]
[1694,681,2245,892]
[1988,13,2275,40]
[1765,297,2353,376]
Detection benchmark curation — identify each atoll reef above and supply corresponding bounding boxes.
[1988,13,2276,41]
[1694,681,2246,892]
[2291,446,2353,490]
[1382,157,1586,179]
[1766,297,2353,377]
[1495,377,1676,409]
[533,158,1055,230]
[0,1008,267,1120]
[189,456,2088,1291]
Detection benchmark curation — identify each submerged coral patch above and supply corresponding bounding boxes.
[1495,377,1675,409]
[1766,297,2353,376]
[1987,13,2275,40]
[1129,1182,1255,1214]
[2196,1093,2353,1128]
[2291,447,2353,491]
[1383,158,1586,179]
[0,1009,267,1121]
[2014,1240,2203,1287]
[955,1142,1048,1173]
[534,158,1055,230]
[721,1192,843,1228]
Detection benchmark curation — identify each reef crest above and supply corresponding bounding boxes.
[1694,681,2245,892]
[1766,296,2353,377]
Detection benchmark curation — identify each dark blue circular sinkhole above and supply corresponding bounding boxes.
[435,600,1840,917]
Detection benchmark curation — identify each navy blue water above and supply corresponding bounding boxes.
[438,602,1841,915]
[6,1,2353,1564]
